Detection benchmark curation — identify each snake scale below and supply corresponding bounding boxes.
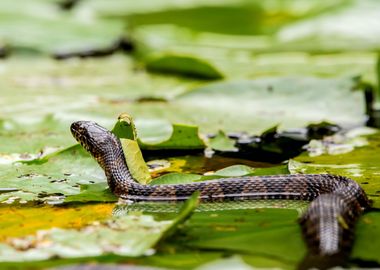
[71,121,371,269]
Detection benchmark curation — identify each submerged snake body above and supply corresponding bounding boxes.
[71,121,371,268]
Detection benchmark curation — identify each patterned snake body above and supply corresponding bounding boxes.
[71,121,371,269]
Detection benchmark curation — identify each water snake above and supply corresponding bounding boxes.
[70,120,371,269]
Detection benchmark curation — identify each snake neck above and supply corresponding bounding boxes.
[98,135,141,196]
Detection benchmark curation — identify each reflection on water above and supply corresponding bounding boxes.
[113,199,309,217]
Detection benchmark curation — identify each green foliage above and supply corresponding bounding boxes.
[208,130,238,152]
[112,114,152,184]
[145,53,224,79]
[64,183,117,203]
[0,193,199,261]
[0,1,123,53]
[213,165,255,177]
[138,123,206,150]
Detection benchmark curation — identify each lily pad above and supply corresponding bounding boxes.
[174,77,366,133]
[150,164,287,185]
[0,1,124,53]
[277,0,380,52]
[194,255,256,270]
[289,131,380,205]
[180,208,305,267]
[64,183,117,203]
[145,53,224,79]
[0,145,104,204]
[213,165,255,177]
[150,173,202,185]
[208,130,238,152]
[0,193,199,262]
[112,114,152,185]
[137,121,206,150]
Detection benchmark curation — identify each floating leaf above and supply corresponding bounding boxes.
[208,130,238,152]
[182,208,305,267]
[0,193,199,262]
[0,1,124,53]
[195,255,255,270]
[213,165,255,177]
[289,132,380,206]
[150,164,286,186]
[145,53,224,79]
[0,204,114,241]
[64,183,117,203]
[138,122,206,150]
[174,77,366,134]
[112,114,152,185]
[151,173,202,185]
[112,113,138,140]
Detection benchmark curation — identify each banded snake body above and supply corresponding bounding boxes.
[71,121,371,269]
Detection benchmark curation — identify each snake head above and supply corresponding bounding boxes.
[70,121,113,157]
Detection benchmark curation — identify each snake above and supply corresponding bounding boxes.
[70,120,371,270]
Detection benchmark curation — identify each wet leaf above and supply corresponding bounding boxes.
[0,145,105,204]
[0,204,114,241]
[179,208,305,268]
[208,131,238,152]
[290,132,380,206]
[195,255,254,270]
[150,164,286,186]
[122,140,152,184]
[0,1,123,53]
[213,165,255,177]
[138,122,206,150]
[112,113,138,140]
[151,173,202,185]
[174,77,365,133]
[277,0,380,52]
[112,114,152,185]
[145,53,224,79]
[64,183,117,203]
[0,193,199,262]
[352,211,380,263]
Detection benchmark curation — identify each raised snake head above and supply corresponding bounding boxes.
[70,121,115,163]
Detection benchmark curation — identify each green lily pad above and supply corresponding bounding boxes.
[0,1,123,54]
[112,114,152,185]
[0,193,199,262]
[173,77,366,133]
[277,0,380,52]
[0,143,105,203]
[208,130,238,152]
[353,211,380,263]
[151,173,202,185]
[213,165,255,177]
[64,183,117,203]
[145,53,224,79]
[137,121,206,150]
[194,255,256,270]
[289,131,380,206]
[181,208,305,267]
[150,164,287,186]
